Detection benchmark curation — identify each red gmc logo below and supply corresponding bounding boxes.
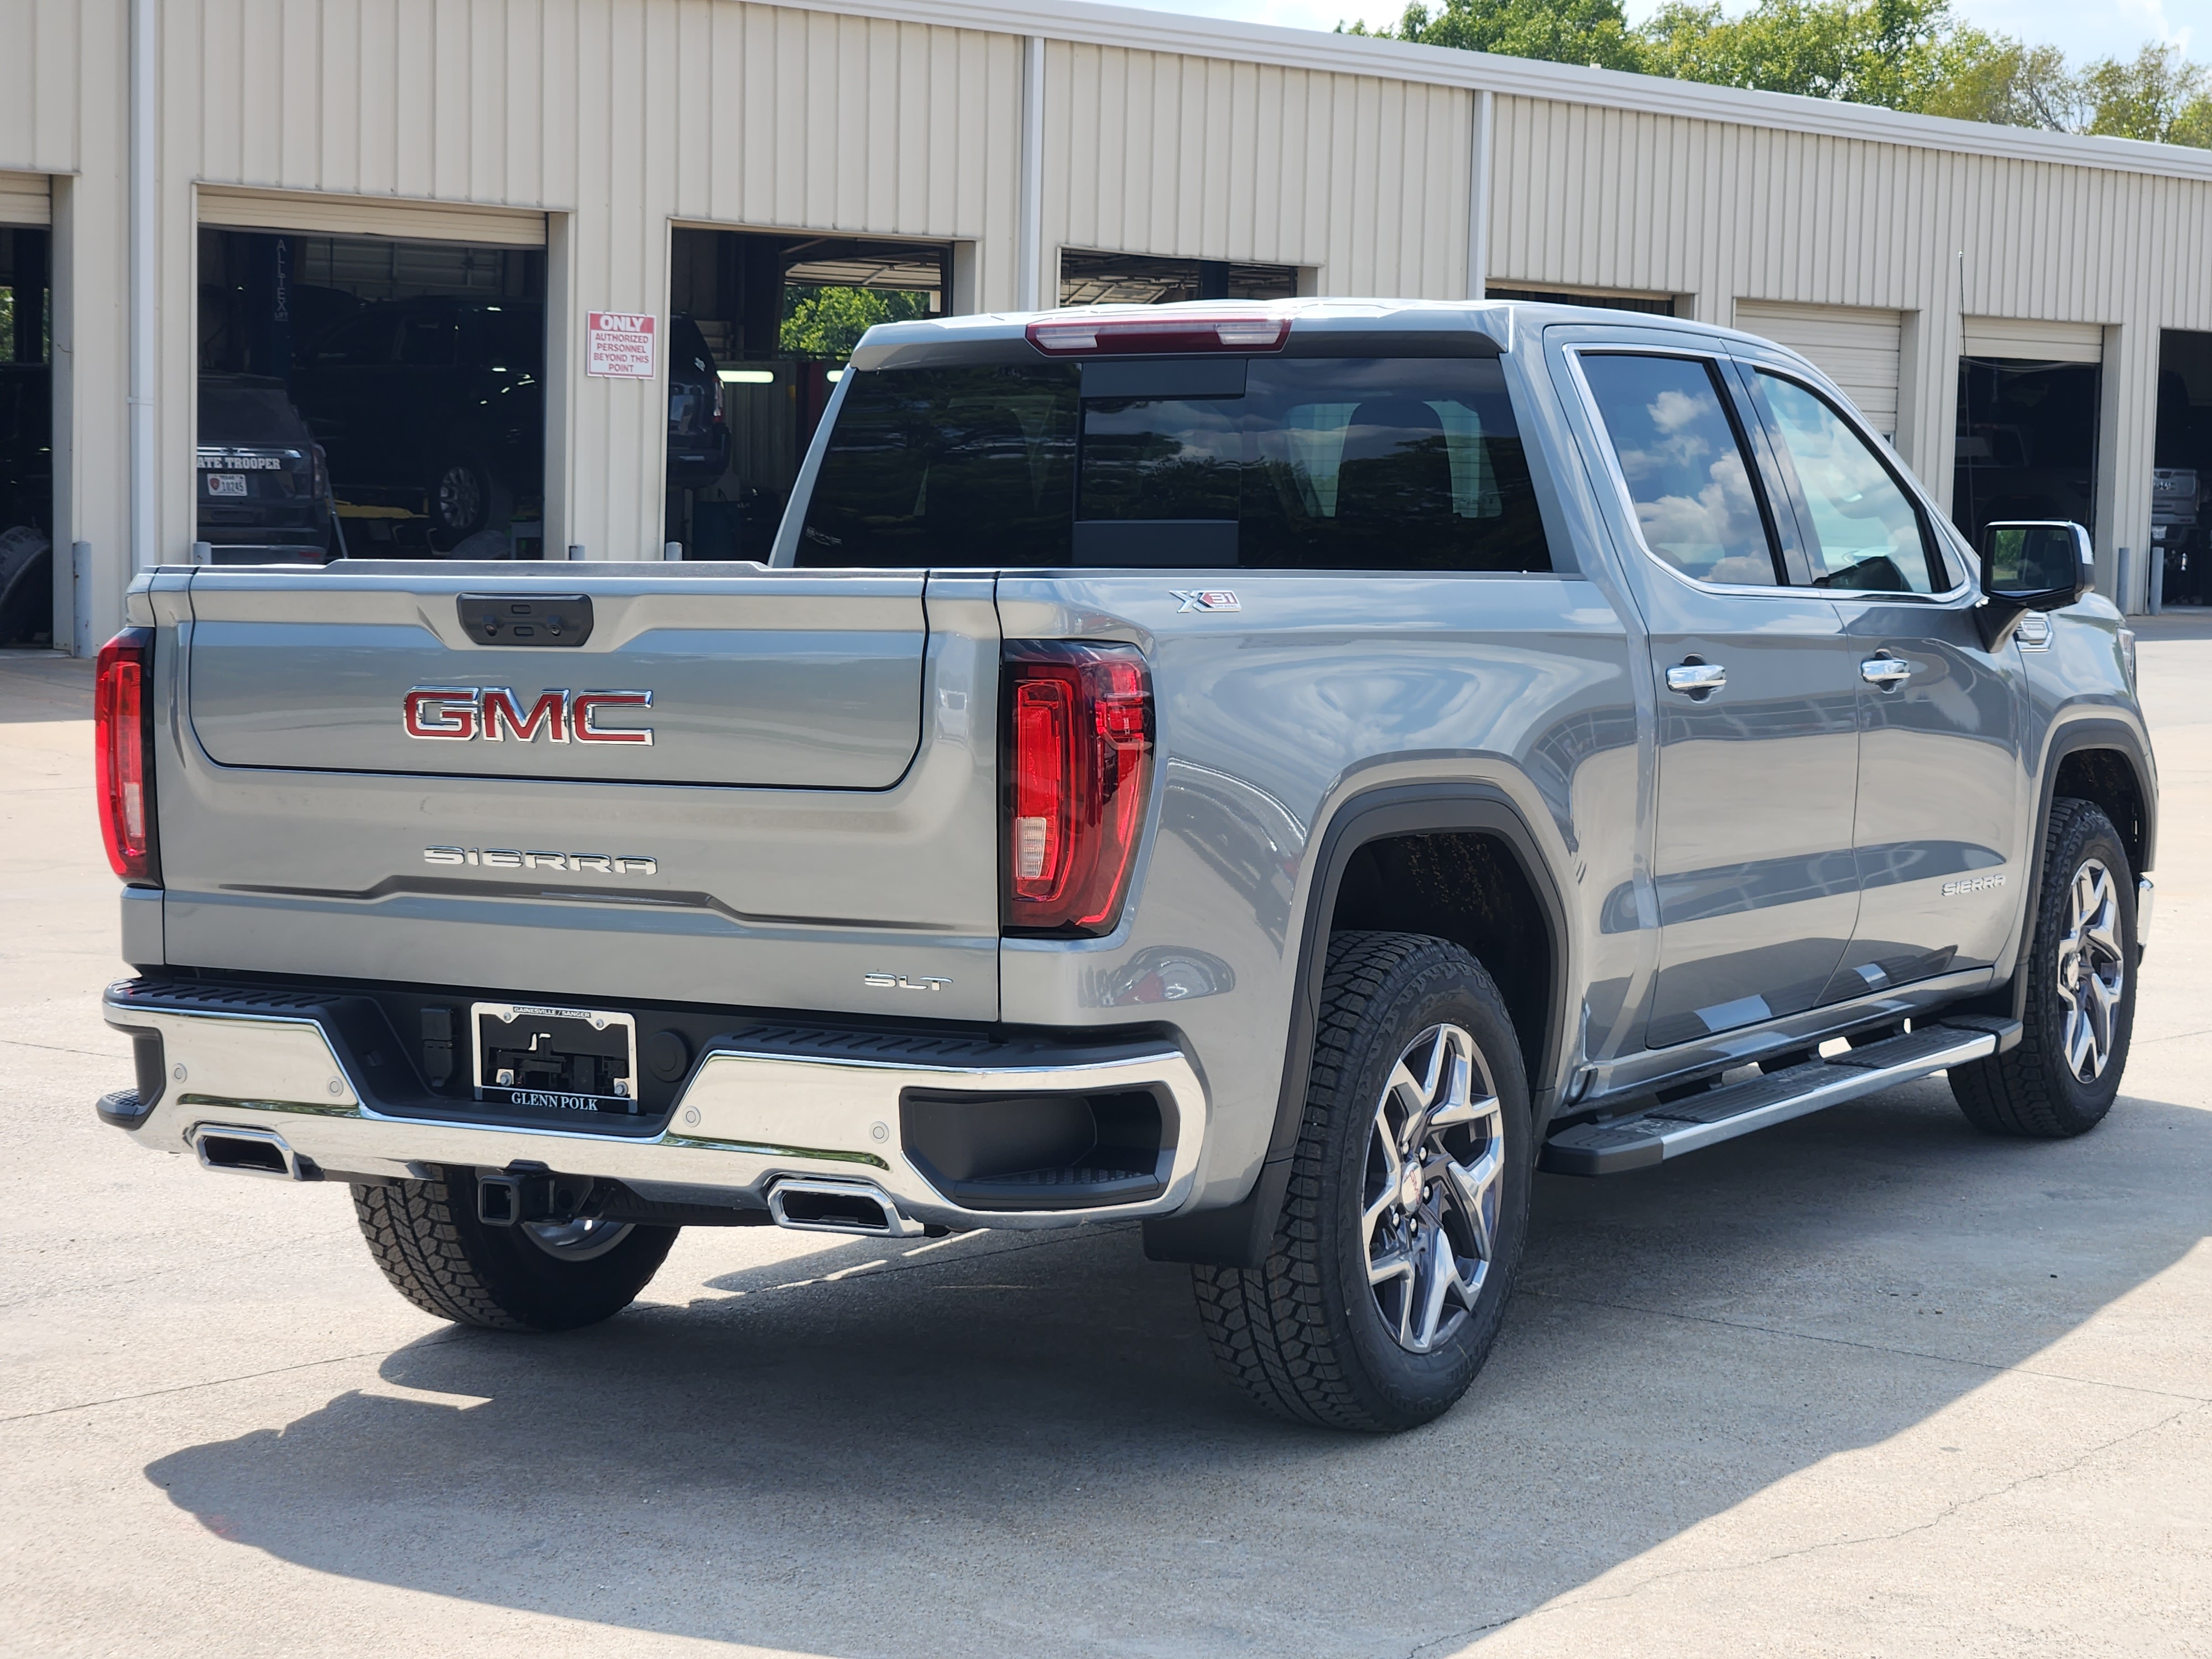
[401,686,655,745]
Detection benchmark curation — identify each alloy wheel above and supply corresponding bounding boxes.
[1362,1022,1505,1354]
[521,1217,635,1262]
[2056,857,2125,1083]
[434,464,484,534]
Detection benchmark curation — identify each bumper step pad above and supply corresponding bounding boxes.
[1541,1017,2019,1176]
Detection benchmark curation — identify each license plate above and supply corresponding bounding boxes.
[207,475,248,497]
[471,1002,641,1118]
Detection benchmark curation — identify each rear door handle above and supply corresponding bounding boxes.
[1860,655,1912,688]
[1665,661,1727,697]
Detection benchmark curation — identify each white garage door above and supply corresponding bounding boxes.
[196,186,545,247]
[1735,300,1903,441]
[0,171,50,226]
[1960,315,2104,364]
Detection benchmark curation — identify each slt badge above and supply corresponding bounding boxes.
[864,973,952,992]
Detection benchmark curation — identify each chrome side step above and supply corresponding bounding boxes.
[1541,1018,2020,1176]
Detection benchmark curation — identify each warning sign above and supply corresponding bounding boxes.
[586,311,657,378]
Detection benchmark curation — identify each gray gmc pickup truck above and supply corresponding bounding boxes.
[95,299,2154,1432]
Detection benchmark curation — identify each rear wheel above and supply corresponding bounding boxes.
[1192,931,1532,1432]
[425,457,494,544]
[1950,799,2136,1139]
[352,1168,677,1331]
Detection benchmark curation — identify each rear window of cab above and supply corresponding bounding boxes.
[795,356,1553,573]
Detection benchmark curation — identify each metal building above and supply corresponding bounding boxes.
[4,0,2210,648]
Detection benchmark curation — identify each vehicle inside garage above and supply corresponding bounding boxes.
[665,228,951,560]
[0,225,50,644]
[197,229,546,560]
[1952,353,2101,557]
[2155,330,2212,606]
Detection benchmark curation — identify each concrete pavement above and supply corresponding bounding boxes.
[1,628,2206,1658]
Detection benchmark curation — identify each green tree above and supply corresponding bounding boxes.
[1350,0,1644,74]
[1357,0,2212,150]
[2076,41,2212,144]
[1918,35,2080,129]
[779,285,934,361]
[1636,0,1973,111]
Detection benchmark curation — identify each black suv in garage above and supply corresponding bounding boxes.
[290,298,544,547]
[196,374,337,561]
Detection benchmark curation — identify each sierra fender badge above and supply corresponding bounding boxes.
[1171,589,1240,613]
[1941,873,2006,896]
[864,973,952,992]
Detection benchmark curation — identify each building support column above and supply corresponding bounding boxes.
[1895,305,1961,512]
[2096,321,2157,612]
[1016,35,1046,312]
[1465,88,1491,301]
[127,0,156,576]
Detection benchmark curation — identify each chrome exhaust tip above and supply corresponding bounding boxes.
[191,1124,307,1181]
[768,1177,923,1238]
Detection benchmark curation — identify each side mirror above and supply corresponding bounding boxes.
[1975,520,2093,650]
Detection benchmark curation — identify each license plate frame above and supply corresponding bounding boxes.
[471,1001,642,1120]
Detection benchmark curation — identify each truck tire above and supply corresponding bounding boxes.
[1950,799,2137,1139]
[1192,931,1532,1432]
[351,1168,679,1332]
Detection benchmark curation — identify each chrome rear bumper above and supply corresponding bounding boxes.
[101,980,1207,1232]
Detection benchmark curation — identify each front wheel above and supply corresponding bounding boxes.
[352,1169,677,1331]
[1192,931,1532,1432]
[1950,799,2137,1139]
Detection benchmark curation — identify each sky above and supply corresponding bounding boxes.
[1154,0,2212,67]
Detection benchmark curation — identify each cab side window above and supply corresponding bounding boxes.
[1579,353,1783,586]
[1755,372,1945,594]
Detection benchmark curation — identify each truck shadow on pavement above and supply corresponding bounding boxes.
[144,1078,2211,1658]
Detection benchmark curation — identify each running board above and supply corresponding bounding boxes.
[1541,1018,2021,1176]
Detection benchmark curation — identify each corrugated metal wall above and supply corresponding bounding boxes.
[1044,41,1470,296]
[0,0,87,175]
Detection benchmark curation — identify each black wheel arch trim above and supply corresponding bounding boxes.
[1142,780,1573,1269]
[1959,714,2156,1028]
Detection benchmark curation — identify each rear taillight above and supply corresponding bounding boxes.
[1003,642,1154,935]
[95,627,159,884]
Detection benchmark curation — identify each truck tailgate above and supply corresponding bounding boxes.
[186,568,925,787]
[152,565,1001,1021]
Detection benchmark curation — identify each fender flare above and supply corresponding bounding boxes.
[1142,781,1573,1269]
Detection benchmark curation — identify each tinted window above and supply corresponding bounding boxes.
[398,313,456,367]
[199,378,312,447]
[475,306,542,373]
[798,354,1550,571]
[1580,353,1780,586]
[799,363,1080,568]
[1757,373,1942,593]
[307,313,395,367]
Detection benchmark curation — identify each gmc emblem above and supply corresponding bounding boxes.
[401,686,654,745]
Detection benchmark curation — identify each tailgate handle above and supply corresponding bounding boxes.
[458,593,594,648]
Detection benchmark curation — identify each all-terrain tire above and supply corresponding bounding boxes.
[1192,931,1533,1433]
[351,1168,678,1332]
[1950,799,2137,1139]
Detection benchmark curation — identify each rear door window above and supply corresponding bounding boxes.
[796,354,1551,571]
[1577,352,1785,587]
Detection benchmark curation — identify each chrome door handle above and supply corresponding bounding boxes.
[1860,655,1912,689]
[1665,661,1727,697]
